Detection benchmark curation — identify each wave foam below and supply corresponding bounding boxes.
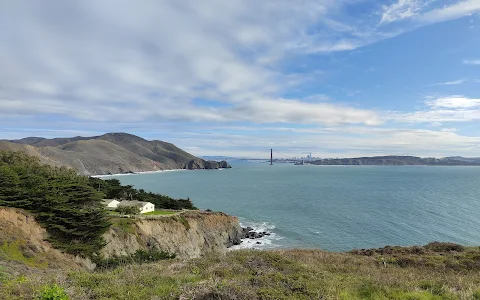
[230,219,283,250]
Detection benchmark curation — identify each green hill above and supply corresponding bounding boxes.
[0,133,230,175]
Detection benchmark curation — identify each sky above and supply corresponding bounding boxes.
[0,0,479,158]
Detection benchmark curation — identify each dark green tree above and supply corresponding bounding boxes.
[0,150,111,257]
[0,165,24,207]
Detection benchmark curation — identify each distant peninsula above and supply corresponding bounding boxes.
[0,132,231,175]
[309,155,480,166]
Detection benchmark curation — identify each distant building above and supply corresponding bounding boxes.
[117,200,155,214]
[102,199,120,210]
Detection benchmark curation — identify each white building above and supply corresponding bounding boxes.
[117,200,155,214]
[102,199,120,209]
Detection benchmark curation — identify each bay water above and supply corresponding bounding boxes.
[109,162,480,251]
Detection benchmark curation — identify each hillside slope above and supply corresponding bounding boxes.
[310,155,480,166]
[3,237,480,299]
[0,133,230,175]
[0,208,85,277]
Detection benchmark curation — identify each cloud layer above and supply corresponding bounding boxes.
[0,1,479,157]
[0,0,387,126]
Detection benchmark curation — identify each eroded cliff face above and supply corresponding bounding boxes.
[0,207,243,274]
[185,159,232,170]
[0,208,85,274]
[103,211,242,259]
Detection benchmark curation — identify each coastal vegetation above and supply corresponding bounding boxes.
[89,177,197,210]
[0,150,196,257]
[0,151,110,256]
[2,244,480,299]
[2,149,480,299]
[144,210,178,215]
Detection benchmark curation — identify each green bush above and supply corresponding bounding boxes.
[0,266,7,283]
[93,249,175,269]
[115,205,140,215]
[425,242,465,252]
[37,284,68,300]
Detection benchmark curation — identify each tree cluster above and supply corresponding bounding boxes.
[0,151,111,256]
[88,177,198,210]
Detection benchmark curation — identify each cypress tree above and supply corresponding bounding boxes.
[0,150,111,257]
[0,165,24,207]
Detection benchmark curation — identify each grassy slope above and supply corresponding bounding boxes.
[143,210,179,215]
[2,245,480,300]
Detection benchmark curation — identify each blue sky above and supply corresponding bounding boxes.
[0,0,479,158]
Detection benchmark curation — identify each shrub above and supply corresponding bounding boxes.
[115,205,140,215]
[93,249,176,269]
[425,242,465,252]
[37,284,68,300]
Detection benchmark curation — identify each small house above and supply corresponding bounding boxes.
[117,200,155,214]
[102,199,120,209]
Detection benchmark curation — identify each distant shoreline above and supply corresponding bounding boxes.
[92,168,187,178]
[93,167,231,178]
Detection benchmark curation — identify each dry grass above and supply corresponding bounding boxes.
[2,245,480,299]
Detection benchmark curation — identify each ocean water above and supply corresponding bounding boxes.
[108,162,480,251]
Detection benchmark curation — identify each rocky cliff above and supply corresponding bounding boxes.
[103,211,243,259]
[185,158,231,170]
[0,207,243,273]
[0,132,231,175]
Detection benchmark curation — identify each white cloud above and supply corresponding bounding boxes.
[418,0,480,24]
[431,79,466,86]
[0,1,479,158]
[426,96,480,108]
[395,109,480,123]
[230,98,382,125]
[0,0,386,127]
[379,0,480,33]
[463,59,480,65]
[380,0,426,24]
[388,96,480,123]
[166,126,480,158]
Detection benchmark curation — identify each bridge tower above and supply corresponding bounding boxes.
[270,149,273,165]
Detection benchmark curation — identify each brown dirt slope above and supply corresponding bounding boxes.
[0,208,83,277]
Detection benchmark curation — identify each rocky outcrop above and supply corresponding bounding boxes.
[185,159,232,170]
[0,133,232,175]
[102,211,242,259]
[217,160,232,168]
[241,227,271,240]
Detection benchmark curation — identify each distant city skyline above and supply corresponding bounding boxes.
[1,1,479,157]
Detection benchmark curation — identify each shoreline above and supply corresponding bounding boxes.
[92,168,187,178]
[93,167,228,178]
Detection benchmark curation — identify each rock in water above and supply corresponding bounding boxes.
[185,159,232,170]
